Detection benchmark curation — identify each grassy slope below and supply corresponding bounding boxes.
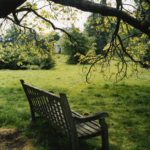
[0,54,150,150]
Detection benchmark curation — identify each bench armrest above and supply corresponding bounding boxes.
[73,112,109,123]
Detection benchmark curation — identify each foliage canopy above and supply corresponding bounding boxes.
[0,0,150,81]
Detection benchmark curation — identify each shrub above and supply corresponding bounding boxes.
[0,43,55,70]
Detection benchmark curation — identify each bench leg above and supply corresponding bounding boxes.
[71,137,79,150]
[99,119,109,150]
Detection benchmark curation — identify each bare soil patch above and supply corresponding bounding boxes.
[0,128,33,150]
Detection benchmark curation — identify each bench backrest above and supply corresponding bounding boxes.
[20,80,77,138]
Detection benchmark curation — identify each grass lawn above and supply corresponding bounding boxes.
[0,54,150,150]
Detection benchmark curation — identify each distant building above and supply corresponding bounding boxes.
[54,43,61,54]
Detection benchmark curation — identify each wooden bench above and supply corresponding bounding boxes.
[20,80,109,150]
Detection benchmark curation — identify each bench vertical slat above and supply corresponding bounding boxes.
[54,102,66,130]
[20,80,36,121]
[30,88,43,117]
[43,96,53,121]
[28,88,39,112]
[34,92,43,115]
[45,97,55,122]
[39,95,47,116]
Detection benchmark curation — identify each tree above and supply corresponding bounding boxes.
[0,0,150,81]
[2,26,20,45]
[60,27,95,64]
[84,13,111,55]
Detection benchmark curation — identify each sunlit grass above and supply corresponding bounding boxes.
[0,54,150,150]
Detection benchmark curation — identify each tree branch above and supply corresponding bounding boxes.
[48,0,150,36]
[14,7,73,41]
[1,0,150,36]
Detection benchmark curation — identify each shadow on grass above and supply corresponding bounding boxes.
[24,119,122,150]
[25,120,98,150]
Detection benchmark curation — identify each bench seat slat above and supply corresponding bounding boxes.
[71,110,102,139]
[72,111,101,129]
[76,123,101,138]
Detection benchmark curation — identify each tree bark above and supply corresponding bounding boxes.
[0,0,26,18]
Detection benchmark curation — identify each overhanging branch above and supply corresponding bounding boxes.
[49,0,150,37]
[0,0,150,36]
